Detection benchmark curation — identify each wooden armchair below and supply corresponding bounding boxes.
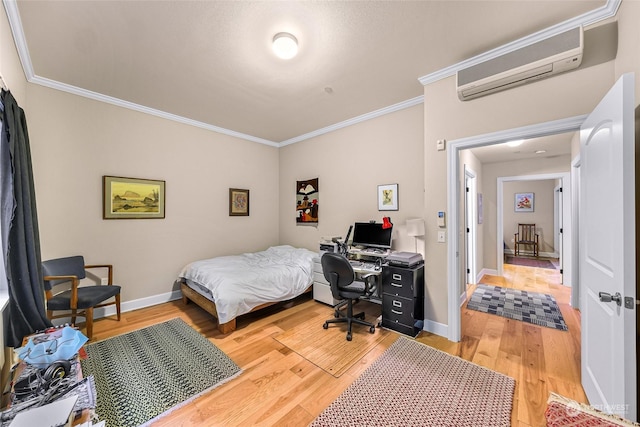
[514,223,539,257]
[42,255,121,340]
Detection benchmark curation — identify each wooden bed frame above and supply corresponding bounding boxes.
[181,281,313,334]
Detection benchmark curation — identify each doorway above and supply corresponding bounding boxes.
[445,115,585,342]
[497,172,570,284]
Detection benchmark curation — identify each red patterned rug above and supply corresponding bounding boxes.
[506,255,557,269]
[545,393,639,426]
[310,337,515,427]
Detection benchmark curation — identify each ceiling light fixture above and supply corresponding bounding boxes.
[272,32,298,59]
[506,139,524,147]
[535,150,547,154]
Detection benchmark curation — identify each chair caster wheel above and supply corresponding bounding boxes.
[369,326,375,334]
[346,333,352,341]
[323,322,328,329]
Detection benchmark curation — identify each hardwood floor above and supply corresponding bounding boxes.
[90,263,585,426]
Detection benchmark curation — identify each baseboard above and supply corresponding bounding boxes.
[459,291,467,308]
[422,318,447,338]
[505,250,557,258]
[477,268,497,282]
[51,288,183,326]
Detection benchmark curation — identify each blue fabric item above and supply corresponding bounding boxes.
[16,326,88,368]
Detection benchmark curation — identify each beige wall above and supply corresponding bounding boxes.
[278,104,425,254]
[27,84,280,303]
[0,8,27,106]
[503,179,557,255]
[0,2,638,341]
[424,46,617,326]
[615,1,640,101]
[482,155,571,269]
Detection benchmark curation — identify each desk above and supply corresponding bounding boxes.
[312,255,383,305]
[313,250,425,337]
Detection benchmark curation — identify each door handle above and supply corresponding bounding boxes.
[599,291,622,306]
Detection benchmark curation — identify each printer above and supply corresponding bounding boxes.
[386,251,423,268]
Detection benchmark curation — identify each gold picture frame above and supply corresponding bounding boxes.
[229,188,250,216]
[103,176,165,219]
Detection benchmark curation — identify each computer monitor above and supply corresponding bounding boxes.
[351,222,393,249]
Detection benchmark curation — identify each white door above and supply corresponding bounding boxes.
[580,73,636,420]
[554,184,564,284]
[465,168,477,286]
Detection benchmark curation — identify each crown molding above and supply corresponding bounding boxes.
[279,95,424,147]
[2,0,619,146]
[3,0,33,79]
[419,0,621,86]
[30,75,280,147]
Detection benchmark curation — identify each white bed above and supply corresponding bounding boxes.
[178,245,316,333]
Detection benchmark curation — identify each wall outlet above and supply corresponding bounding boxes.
[437,231,446,243]
[101,278,109,285]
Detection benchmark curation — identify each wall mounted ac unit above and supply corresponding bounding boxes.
[457,27,583,101]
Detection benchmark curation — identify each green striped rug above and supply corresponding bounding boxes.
[80,318,241,427]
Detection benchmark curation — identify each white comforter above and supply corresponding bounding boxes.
[178,245,316,324]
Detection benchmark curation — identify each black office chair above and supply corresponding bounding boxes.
[42,255,122,340]
[321,252,376,341]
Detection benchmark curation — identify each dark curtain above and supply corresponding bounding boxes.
[1,90,51,347]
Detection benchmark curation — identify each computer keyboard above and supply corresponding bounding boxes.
[349,260,379,272]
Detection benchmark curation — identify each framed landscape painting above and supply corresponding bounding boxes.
[103,176,165,219]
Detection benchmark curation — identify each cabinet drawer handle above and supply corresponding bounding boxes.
[392,274,402,280]
[392,300,402,308]
[391,282,402,288]
[391,309,403,315]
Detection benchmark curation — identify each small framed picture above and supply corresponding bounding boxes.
[229,188,250,216]
[515,192,534,212]
[103,175,165,219]
[378,184,398,211]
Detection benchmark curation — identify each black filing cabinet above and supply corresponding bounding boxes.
[381,264,424,337]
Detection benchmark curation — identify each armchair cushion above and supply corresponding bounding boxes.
[46,285,121,310]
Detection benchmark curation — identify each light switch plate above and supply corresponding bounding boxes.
[437,231,446,243]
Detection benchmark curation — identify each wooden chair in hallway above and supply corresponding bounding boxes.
[514,223,539,257]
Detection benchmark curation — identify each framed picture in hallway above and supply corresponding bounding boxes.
[515,192,534,212]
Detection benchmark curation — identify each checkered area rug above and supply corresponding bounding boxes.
[467,284,568,331]
[310,337,515,426]
[80,318,242,427]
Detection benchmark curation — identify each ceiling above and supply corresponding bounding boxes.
[468,133,574,164]
[11,1,607,145]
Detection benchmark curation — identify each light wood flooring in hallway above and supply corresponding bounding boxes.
[90,263,584,426]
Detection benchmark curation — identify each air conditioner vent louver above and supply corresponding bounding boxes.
[457,27,583,101]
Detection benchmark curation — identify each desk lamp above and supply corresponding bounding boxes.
[406,218,425,254]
